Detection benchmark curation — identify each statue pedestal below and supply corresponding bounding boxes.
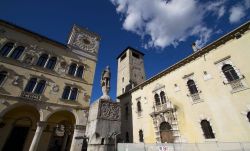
[86,98,121,151]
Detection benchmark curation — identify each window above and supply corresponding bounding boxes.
[62,86,71,99]
[125,105,129,120]
[126,132,129,142]
[68,63,77,75]
[45,57,57,70]
[139,130,144,142]
[24,78,46,94]
[187,80,198,94]
[37,54,48,67]
[222,64,239,82]
[62,86,78,101]
[33,80,46,94]
[76,66,84,78]
[0,42,14,57]
[137,101,142,112]
[160,91,166,104]
[120,53,126,61]
[10,46,24,60]
[155,94,161,106]
[200,120,215,139]
[247,112,250,122]
[101,138,105,145]
[132,52,140,59]
[0,71,7,86]
[122,77,124,82]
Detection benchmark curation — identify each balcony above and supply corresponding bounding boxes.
[190,93,200,102]
[155,102,173,112]
[229,79,244,91]
[20,91,42,101]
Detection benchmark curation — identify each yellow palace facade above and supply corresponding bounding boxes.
[0,20,100,151]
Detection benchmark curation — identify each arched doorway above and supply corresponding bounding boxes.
[0,104,40,151]
[44,110,76,151]
[159,122,174,143]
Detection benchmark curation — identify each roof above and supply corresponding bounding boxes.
[117,20,250,99]
[116,46,145,59]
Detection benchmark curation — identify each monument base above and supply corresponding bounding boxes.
[86,98,121,151]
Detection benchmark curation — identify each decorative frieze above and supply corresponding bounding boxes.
[98,100,120,121]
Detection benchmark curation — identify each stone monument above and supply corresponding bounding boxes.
[86,66,121,151]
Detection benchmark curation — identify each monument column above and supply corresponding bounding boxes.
[70,125,86,151]
[29,121,47,151]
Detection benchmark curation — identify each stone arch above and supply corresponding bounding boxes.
[0,103,40,151]
[159,121,174,143]
[43,108,79,125]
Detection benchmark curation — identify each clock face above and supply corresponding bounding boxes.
[73,33,97,53]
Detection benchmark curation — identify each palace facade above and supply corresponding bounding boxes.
[0,20,100,151]
[117,21,250,144]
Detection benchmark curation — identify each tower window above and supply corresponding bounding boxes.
[125,105,129,120]
[201,120,215,139]
[10,46,25,60]
[139,129,144,142]
[122,77,124,82]
[0,71,8,86]
[120,53,126,61]
[137,101,142,112]
[154,94,161,106]
[187,80,198,94]
[132,52,140,59]
[0,42,14,57]
[222,64,239,82]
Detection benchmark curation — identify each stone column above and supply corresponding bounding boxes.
[29,121,47,151]
[70,125,86,151]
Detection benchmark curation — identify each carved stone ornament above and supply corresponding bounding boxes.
[98,100,120,121]
[22,54,33,66]
[57,61,67,74]
[51,83,59,93]
[55,125,65,137]
[12,75,21,86]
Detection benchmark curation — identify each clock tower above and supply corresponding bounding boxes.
[67,25,100,61]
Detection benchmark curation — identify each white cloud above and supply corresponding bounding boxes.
[229,6,245,23]
[110,0,246,49]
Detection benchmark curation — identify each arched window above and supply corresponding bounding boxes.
[24,78,37,92]
[201,120,215,139]
[160,91,166,104]
[34,80,46,94]
[0,42,14,57]
[159,122,174,143]
[10,46,25,60]
[62,86,71,99]
[126,132,129,142]
[76,66,84,78]
[0,71,7,86]
[137,101,142,112]
[187,80,198,94]
[45,57,57,70]
[68,63,77,75]
[247,112,250,122]
[36,54,48,67]
[222,64,239,82]
[154,94,161,105]
[70,87,78,101]
[139,130,144,142]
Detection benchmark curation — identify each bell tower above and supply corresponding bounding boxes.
[116,47,146,96]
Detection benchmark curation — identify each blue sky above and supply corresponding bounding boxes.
[0,0,249,102]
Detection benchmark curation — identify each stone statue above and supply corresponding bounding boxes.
[101,66,111,100]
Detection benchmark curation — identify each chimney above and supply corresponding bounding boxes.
[192,42,199,52]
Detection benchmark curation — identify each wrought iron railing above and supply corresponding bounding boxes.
[229,79,244,90]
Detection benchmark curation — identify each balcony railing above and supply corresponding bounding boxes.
[155,102,173,112]
[229,79,244,90]
[190,93,200,102]
[20,91,42,101]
